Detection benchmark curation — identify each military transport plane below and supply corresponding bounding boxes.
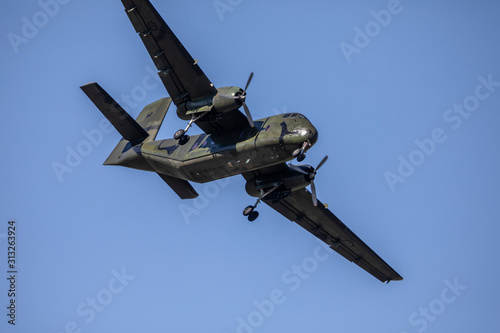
[80,0,402,283]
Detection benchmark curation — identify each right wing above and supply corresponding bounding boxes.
[265,188,403,282]
[242,165,402,283]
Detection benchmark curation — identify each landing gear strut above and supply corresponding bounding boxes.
[292,141,311,162]
[242,184,280,222]
[174,111,209,145]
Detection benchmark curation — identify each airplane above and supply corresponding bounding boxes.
[80,0,402,283]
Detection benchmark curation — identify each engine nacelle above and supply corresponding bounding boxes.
[176,86,243,120]
[245,166,313,198]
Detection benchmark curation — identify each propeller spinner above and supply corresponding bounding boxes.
[220,72,255,127]
[289,155,329,206]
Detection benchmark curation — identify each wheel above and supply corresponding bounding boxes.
[178,135,190,145]
[243,205,254,216]
[174,129,185,140]
[292,148,301,157]
[248,211,259,222]
[297,153,306,162]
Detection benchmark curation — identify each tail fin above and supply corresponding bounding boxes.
[80,82,172,166]
[134,97,171,144]
[81,82,197,199]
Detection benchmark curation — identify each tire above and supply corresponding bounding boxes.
[243,205,254,216]
[178,135,190,145]
[248,211,259,222]
[174,129,185,140]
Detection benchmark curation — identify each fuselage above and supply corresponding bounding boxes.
[119,113,318,183]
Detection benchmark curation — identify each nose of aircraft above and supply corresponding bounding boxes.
[274,113,318,150]
[295,115,318,146]
[306,123,318,146]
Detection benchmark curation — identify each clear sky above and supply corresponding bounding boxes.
[1,0,500,332]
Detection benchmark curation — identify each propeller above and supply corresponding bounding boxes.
[220,72,255,127]
[289,155,328,206]
[240,72,254,127]
[244,71,254,92]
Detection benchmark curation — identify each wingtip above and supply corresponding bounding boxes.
[386,276,404,283]
[80,82,98,89]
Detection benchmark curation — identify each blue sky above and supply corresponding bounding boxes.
[1,0,500,332]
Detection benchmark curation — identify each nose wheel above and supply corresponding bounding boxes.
[292,141,311,162]
[293,150,306,162]
[242,184,281,222]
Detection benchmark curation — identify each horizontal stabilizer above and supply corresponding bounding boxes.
[81,82,148,145]
[158,173,198,199]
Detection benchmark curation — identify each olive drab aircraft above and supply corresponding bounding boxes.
[80,0,402,283]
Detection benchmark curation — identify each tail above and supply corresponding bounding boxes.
[80,82,198,199]
[80,82,170,165]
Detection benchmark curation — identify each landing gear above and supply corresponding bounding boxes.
[292,141,311,162]
[242,184,281,221]
[243,205,259,222]
[248,211,259,222]
[174,111,208,145]
[243,205,255,216]
[174,129,185,140]
[174,129,190,145]
[293,149,306,162]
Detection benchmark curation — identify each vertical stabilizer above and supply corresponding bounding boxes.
[134,97,172,143]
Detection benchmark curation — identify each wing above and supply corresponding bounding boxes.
[269,189,402,282]
[121,0,249,134]
[243,166,402,283]
[121,0,217,104]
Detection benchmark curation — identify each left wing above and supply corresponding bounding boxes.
[121,0,250,135]
[243,167,402,283]
[121,0,217,105]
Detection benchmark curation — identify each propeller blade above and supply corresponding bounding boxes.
[316,155,328,172]
[311,180,318,206]
[288,163,309,175]
[243,103,255,127]
[244,72,254,92]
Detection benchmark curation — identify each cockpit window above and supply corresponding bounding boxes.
[283,113,307,120]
